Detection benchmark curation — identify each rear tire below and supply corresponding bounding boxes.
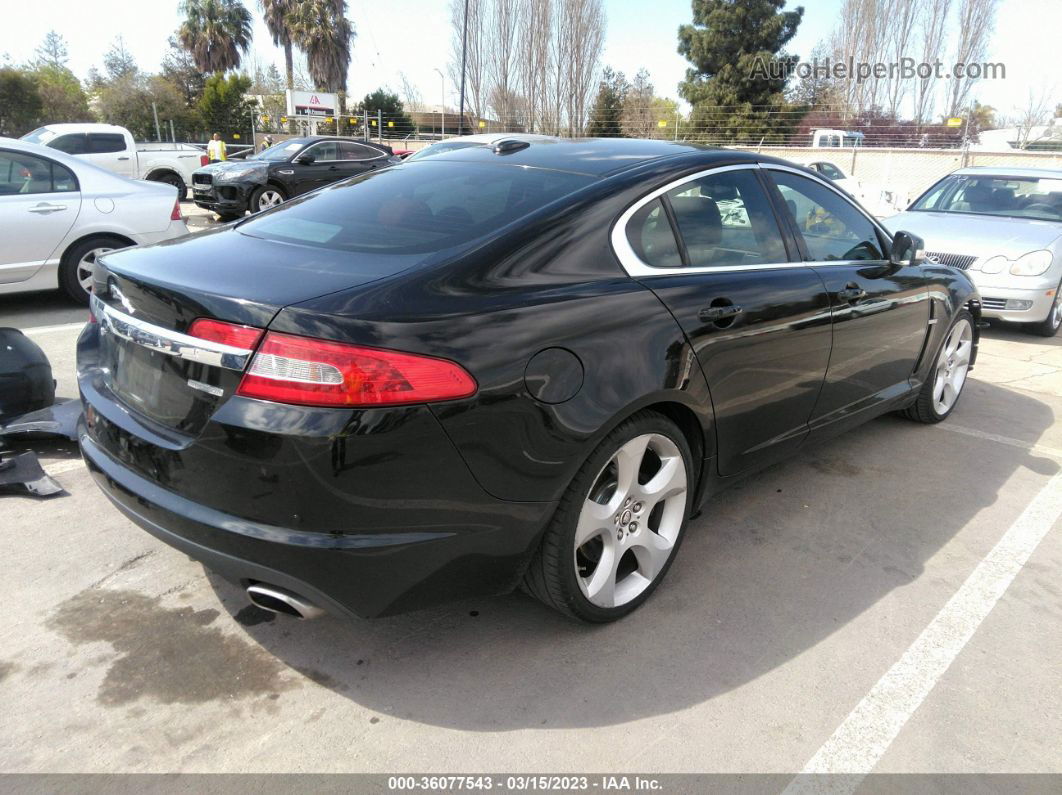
[903,310,974,423]
[1026,280,1062,337]
[59,235,129,304]
[523,411,694,623]
[149,171,187,201]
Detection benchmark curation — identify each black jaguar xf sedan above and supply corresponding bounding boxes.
[78,137,980,623]
[191,136,400,219]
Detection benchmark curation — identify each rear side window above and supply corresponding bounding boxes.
[626,199,682,268]
[0,151,78,195]
[771,171,884,261]
[339,142,384,160]
[238,161,594,254]
[87,133,127,154]
[49,134,87,155]
[665,169,787,268]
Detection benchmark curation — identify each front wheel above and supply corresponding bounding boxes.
[523,411,693,622]
[903,310,975,423]
[250,185,286,213]
[59,236,129,304]
[1026,281,1062,337]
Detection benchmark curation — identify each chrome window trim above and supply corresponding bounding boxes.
[92,295,254,371]
[610,163,799,277]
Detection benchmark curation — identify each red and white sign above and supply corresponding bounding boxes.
[285,90,338,118]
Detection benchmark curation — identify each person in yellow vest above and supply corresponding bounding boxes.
[207,133,227,163]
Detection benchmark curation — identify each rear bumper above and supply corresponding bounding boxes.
[80,430,555,618]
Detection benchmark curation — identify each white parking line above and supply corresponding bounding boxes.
[785,467,1062,792]
[22,322,85,336]
[43,458,86,476]
[937,422,1062,460]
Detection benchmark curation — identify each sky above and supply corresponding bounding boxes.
[1,0,1058,123]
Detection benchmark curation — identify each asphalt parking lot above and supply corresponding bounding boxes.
[1,217,1060,775]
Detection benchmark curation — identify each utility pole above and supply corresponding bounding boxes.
[434,68,445,138]
[363,109,369,142]
[458,0,469,136]
[151,102,161,142]
[377,109,382,144]
[170,119,176,143]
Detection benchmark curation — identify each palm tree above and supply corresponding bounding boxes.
[288,0,354,116]
[259,0,297,132]
[178,0,253,74]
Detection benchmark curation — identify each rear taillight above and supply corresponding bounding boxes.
[188,318,264,349]
[200,154,209,167]
[235,332,477,408]
[170,199,182,221]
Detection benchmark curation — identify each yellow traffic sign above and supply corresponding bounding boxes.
[280,116,287,123]
[233,133,240,139]
[478,120,486,128]
[388,121,394,127]
[371,119,377,126]
[946,117,963,127]
[658,120,667,127]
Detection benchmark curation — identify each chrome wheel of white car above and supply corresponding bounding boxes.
[77,247,114,293]
[932,316,973,415]
[574,432,688,609]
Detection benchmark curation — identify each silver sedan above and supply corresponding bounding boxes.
[887,166,1062,336]
[0,137,189,303]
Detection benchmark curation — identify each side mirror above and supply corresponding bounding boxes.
[890,230,925,267]
[294,153,315,165]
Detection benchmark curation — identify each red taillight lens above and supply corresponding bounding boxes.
[200,154,209,167]
[187,318,263,349]
[170,199,182,221]
[235,332,477,408]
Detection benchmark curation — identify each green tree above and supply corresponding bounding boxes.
[34,65,91,124]
[178,0,253,74]
[161,36,207,109]
[678,0,804,144]
[356,89,415,137]
[587,67,628,137]
[259,0,297,132]
[95,72,198,140]
[33,30,69,69]
[102,36,138,80]
[0,68,42,136]
[198,73,256,140]
[289,0,354,126]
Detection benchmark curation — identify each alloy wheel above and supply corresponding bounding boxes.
[1050,292,1062,331]
[573,433,688,608]
[77,247,114,293]
[932,317,973,415]
[257,190,284,211]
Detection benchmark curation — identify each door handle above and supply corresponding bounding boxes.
[837,284,867,303]
[117,156,131,161]
[698,304,743,322]
[328,165,339,171]
[28,203,68,214]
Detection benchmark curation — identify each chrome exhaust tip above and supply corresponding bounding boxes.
[246,583,325,619]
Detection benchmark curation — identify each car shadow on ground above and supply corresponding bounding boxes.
[203,378,1058,731]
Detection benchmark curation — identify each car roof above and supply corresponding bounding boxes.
[33,123,127,135]
[300,136,390,148]
[953,166,1062,178]
[408,136,749,177]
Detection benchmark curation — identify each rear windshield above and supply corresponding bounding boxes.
[237,161,595,253]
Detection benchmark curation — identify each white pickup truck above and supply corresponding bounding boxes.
[21,123,208,200]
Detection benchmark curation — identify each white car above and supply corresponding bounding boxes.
[0,137,189,303]
[887,167,1062,336]
[21,123,209,200]
[808,161,904,218]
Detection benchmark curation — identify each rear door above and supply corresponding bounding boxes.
[0,148,80,284]
[85,133,135,179]
[615,164,833,476]
[765,167,929,430]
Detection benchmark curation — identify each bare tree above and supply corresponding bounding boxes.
[488,0,521,127]
[398,71,424,112]
[914,0,951,125]
[559,0,604,135]
[518,0,552,133]
[948,0,999,117]
[447,0,487,122]
[1011,91,1053,149]
[884,0,918,117]
[621,69,656,138]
